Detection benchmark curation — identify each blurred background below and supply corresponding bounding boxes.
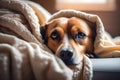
[32,0,120,37]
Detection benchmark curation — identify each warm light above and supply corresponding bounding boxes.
[59,0,107,4]
[56,0,116,11]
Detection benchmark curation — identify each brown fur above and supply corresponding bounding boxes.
[41,17,96,65]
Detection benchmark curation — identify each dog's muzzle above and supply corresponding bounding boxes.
[59,48,77,65]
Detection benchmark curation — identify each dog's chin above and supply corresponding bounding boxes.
[61,58,81,65]
[68,61,82,69]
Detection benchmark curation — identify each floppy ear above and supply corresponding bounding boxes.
[86,20,97,58]
[40,24,48,44]
[86,20,96,42]
[89,22,96,43]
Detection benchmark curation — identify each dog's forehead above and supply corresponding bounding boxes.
[48,17,91,34]
[47,17,68,33]
[51,17,68,24]
[68,17,92,34]
[69,17,89,28]
[48,17,68,28]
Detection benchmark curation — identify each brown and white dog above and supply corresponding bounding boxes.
[41,17,96,66]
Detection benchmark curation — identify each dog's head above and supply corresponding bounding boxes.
[41,17,96,65]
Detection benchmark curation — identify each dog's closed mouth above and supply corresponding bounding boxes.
[60,58,78,65]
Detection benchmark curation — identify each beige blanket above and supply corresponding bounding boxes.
[0,0,92,80]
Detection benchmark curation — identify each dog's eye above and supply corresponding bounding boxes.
[50,30,60,40]
[75,32,86,42]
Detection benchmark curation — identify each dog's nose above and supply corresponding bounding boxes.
[60,49,73,59]
[60,49,74,65]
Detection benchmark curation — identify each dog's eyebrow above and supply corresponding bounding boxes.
[52,21,65,29]
[52,22,59,28]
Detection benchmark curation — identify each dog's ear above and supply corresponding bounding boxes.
[89,22,96,42]
[40,24,48,44]
[86,20,96,42]
[86,20,97,58]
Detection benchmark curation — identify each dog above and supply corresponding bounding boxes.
[41,17,96,65]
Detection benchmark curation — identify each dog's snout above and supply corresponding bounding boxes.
[60,49,74,65]
[60,49,73,59]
